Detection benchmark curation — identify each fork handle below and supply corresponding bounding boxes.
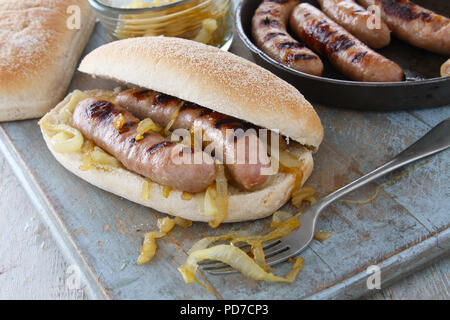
[315,118,450,211]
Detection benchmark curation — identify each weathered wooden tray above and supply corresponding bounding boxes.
[0,23,448,300]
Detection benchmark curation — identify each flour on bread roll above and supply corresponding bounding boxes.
[0,0,96,122]
[39,37,323,223]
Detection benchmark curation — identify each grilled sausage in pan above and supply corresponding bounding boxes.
[441,59,450,77]
[317,0,391,48]
[289,3,405,82]
[116,89,271,190]
[252,0,324,76]
[357,0,450,55]
[72,98,217,193]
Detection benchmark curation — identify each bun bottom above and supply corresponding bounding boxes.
[40,90,314,222]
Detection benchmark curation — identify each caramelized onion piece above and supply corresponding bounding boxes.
[163,186,173,198]
[138,216,192,265]
[47,124,84,153]
[314,230,332,242]
[271,210,293,227]
[178,245,305,291]
[292,186,316,208]
[137,231,164,265]
[202,164,228,228]
[140,179,151,200]
[174,217,193,228]
[157,217,176,234]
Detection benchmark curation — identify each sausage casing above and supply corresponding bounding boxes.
[357,0,450,55]
[441,58,450,77]
[317,0,391,48]
[252,0,324,76]
[72,98,216,193]
[116,89,271,190]
[289,3,405,82]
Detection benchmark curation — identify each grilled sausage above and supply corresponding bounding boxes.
[72,98,216,193]
[317,0,391,48]
[252,0,324,76]
[357,0,450,55]
[441,58,450,77]
[289,3,405,82]
[116,89,271,190]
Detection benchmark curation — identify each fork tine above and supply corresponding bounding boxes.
[261,239,282,250]
[197,260,224,268]
[202,263,233,272]
[263,248,295,266]
[205,266,235,274]
[261,243,289,258]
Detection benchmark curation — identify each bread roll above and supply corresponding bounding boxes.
[0,0,96,122]
[79,37,324,149]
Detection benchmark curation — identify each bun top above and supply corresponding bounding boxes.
[79,37,323,149]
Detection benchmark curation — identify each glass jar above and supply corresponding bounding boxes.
[88,0,234,50]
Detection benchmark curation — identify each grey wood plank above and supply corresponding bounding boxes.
[311,105,450,232]
[366,257,450,300]
[409,108,450,127]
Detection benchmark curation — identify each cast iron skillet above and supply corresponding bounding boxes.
[235,0,450,110]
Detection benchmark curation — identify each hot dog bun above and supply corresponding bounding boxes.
[78,37,323,150]
[40,90,314,222]
[0,0,95,122]
[40,37,322,222]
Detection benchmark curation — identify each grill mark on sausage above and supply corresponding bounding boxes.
[261,16,281,27]
[265,32,287,41]
[213,118,244,129]
[352,51,367,63]
[119,121,137,134]
[268,0,288,3]
[419,12,433,22]
[329,35,355,53]
[307,17,355,55]
[199,109,214,117]
[131,89,152,100]
[312,21,337,44]
[180,102,202,112]
[155,93,179,105]
[316,20,328,28]
[86,100,117,121]
[129,132,150,144]
[285,53,318,62]
[257,9,277,15]
[277,41,303,49]
[146,141,174,154]
[382,0,434,22]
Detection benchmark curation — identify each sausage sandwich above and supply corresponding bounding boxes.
[39,37,323,223]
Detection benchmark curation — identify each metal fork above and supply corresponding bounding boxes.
[203,118,450,274]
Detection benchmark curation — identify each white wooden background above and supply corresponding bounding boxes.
[0,149,449,299]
